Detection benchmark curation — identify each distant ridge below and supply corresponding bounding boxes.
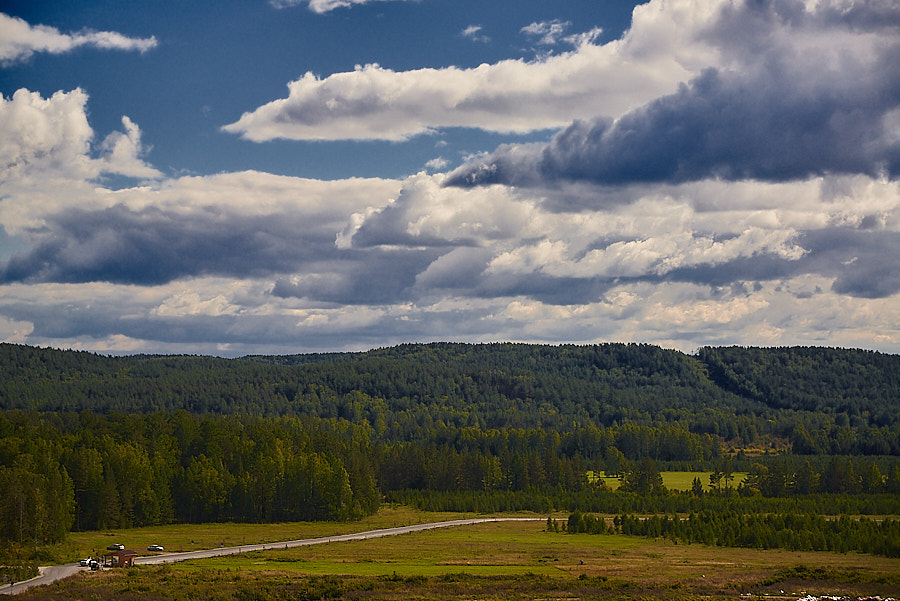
[2,342,897,453]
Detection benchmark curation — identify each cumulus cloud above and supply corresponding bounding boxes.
[0,88,95,182]
[424,157,449,171]
[223,0,722,141]
[447,0,900,188]
[0,12,156,64]
[344,173,541,248]
[2,87,897,352]
[2,1,899,356]
[0,89,159,185]
[4,270,898,356]
[0,170,401,286]
[99,116,163,179]
[0,172,900,353]
[270,0,415,13]
[486,228,807,280]
[0,88,161,232]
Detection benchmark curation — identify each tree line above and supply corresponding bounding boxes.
[3,409,899,549]
[0,411,379,545]
[564,509,900,557]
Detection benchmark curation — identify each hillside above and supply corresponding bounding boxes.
[1,342,899,548]
[1,342,897,454]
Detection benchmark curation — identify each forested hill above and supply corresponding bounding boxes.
[1,342,898,453]
[2,342,900,546]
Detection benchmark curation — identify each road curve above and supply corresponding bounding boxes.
[1,517,542,595]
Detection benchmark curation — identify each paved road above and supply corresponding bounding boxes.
[1,518,541,595]
[1,564,84,597]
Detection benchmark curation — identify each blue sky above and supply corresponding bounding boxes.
[3,0,634,180]
[1,0,898,356]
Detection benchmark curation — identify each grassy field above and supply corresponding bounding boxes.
[51,472,743,562]
[50,506,477,563]
[591,470,748,491]
[22,506,900,601]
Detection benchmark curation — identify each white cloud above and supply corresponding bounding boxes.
[485,218,807,280]
[0,12,156,64]
[1,169,897,354]
[424,157,448,171]
[345,172,540,248]
[270,0,415,13]
[520,19,570,46]
[224,0,720,141]
[99,116,162,179]
[0,88,162,232]
[0,88,95,182]
[461,24,489,43]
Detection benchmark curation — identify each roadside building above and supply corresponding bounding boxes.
[103,549,138,568]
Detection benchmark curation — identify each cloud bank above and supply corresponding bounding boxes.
[1,0,899,356]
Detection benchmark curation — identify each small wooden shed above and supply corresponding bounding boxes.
[103,549,138,568]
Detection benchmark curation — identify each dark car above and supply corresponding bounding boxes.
[106,543,125,550]
[147,544,164,552]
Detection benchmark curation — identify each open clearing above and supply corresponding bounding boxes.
[18,508,900,600]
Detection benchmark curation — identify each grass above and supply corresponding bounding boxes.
[590,470,747,491]
[188,522,562,577]
[48,506,494,563]
[23,508,900,600]
[54,472,744,561]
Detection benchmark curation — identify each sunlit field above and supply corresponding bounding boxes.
[51,506,475,563]
[23,506,900,601]
[587,470,747,491]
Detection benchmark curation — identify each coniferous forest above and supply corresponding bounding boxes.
[1,342,898,559]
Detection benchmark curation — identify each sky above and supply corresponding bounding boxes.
[0,0,898,357]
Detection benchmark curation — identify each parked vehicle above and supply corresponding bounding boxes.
[147,544,164,551]
[106,543,124,550]
[79,558,90,566]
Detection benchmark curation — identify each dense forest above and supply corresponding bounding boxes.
[1,342,898,558]
[3,342,898,452]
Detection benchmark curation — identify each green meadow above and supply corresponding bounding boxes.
[51,505,474,563]
[588,470,747,491]
[51,472,744,563]
[22,506,900,601]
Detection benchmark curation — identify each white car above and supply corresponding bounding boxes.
[147,544,164,552]
[79,558,91,566]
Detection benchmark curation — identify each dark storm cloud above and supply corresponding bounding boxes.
[447,63,900,188]
[0,204,344,285]
[805,229,900,299]
[447,4,900,190]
